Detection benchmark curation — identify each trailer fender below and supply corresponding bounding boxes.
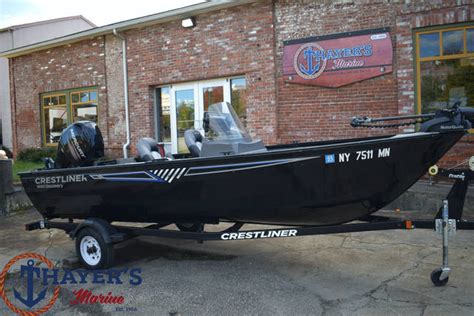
[70,218,127,244]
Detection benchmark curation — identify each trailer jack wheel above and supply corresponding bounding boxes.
[431,200,454,286]
[76,227,115,269]
[431,268,449,286]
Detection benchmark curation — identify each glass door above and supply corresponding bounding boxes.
[196,79,231,134]
[168,79,231,154]
[170,84,198,154]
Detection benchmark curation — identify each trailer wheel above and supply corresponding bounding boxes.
[75,227,114,269]
[430,268,449,286]
[176,223,202,232]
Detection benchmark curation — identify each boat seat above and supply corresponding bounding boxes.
[184,129,203,157]
[137,137,163,161]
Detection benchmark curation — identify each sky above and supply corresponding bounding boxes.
[0,0,205,28]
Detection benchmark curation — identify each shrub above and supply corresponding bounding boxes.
[17,147,56,162]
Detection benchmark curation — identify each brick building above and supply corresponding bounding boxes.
[1,0,473,166]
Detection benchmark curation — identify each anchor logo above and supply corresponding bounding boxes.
[13,260,47,308]
[299,47,321,76]
[293,42,327,80]
[0,252,60,315]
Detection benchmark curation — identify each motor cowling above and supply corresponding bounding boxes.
[55,121,104,168]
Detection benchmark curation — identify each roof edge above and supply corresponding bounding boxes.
[0,15,95,32]
[0,0,256,58]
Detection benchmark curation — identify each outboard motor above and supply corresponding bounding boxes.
[55,121,104,168]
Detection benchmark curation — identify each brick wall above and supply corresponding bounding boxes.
[10,37,108,153]
[275,0,400,144]
[104,34,127,157]
[274,0,473,166]
[121,0,277,151]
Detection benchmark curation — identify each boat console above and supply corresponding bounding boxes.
[184,102,266,157]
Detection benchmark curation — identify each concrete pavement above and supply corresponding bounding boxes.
[0,208,473,315]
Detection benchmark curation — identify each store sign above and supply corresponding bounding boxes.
[283,28,393,87]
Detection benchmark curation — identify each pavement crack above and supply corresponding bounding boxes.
[43,230,54,260]
[420,304,427,316]
[364,251,436,303]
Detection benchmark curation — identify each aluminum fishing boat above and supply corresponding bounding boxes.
[20,102,473,227]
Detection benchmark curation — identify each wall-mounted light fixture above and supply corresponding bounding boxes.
[181,17,196,28]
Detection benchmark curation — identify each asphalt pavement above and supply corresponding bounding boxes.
[0,208,473,315]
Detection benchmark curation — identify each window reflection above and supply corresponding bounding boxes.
[176,89,195,153]
[442,30,463,55]
[72,104,98,122]
[157,87,171,143]
[467,29,474,53]
[80,92,89,102]
[231,77,247,125]
[202,86,224,111]
[420,33,440,58]
[44,108,67,144]
[420,58,474,113]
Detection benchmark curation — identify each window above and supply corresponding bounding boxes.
[41,87,98,146]
[231,77,247,124]
[155,87,171,143]
[175,89,195,154]
[416,25,474,122]
[42,93,67,145]
[71,90,98,122]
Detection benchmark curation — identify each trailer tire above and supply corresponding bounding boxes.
[176,223,202,232]
[76,227,114,269]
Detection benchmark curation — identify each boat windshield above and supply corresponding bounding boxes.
[207,102,251,141]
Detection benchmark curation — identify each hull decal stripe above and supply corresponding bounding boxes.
[186,156,319,177]
[91,171,165,183]
[169,168,180,183]
[177,168,187,179]
[165,169,175,181]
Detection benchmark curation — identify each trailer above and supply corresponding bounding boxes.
[26,165,473,286]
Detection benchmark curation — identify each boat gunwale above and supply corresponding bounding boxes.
[18,131,460,177]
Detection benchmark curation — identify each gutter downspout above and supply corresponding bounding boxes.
[113,28,130,158]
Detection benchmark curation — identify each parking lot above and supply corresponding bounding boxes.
[1,208,473,315]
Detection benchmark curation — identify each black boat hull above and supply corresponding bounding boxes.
[20,131,464,226]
